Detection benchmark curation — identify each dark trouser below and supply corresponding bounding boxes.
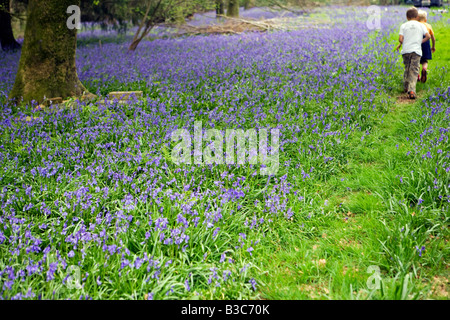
[402,52,421,93]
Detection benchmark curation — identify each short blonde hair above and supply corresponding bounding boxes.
[418,10,427,21]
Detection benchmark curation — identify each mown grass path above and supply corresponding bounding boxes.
[257,91,448,300]
[256,15,450,300]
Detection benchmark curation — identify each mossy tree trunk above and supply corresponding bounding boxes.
[226,0,239,17]
[0,0,21,51]
[10,0,90,104]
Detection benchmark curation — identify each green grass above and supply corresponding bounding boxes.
[254,8,450,300]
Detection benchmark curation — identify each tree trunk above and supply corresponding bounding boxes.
[243,0,254,10]
[0,0,21,51]
[128,0,161,52]
[227,0,239,18]
[10,0,91,104]
[215,0,224,17]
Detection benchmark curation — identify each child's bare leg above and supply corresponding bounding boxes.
[421,60,428,83]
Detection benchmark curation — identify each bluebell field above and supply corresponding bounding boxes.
[0,6,448,300]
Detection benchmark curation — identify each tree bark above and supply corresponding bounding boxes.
[215,0,224,17]
[243,0,254,10]
[10,0,91,104]
[128,0,163,52]
[227,0,239,18]
[0,0,21,51]
[128,23,155,52]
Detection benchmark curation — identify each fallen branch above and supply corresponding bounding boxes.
[216,14,286,31]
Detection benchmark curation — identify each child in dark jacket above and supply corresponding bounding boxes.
[417,10,436,83]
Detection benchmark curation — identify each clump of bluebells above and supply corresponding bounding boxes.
[0,6,445,299]
[401,87,450,210]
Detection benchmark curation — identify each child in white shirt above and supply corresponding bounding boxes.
[396,7,430,99]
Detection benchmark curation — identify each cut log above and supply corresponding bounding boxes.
[108,91,143,100]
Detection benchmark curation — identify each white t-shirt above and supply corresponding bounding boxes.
[399,20,428,56]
